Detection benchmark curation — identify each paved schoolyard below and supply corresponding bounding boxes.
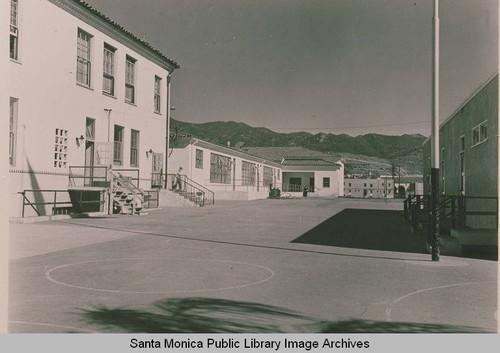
[8,198,498,333]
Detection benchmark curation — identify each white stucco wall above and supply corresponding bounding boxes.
[8,0,174,217]
[282,163,344,197]
[169,143,282,200]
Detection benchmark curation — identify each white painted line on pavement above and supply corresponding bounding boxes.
[385,281,497,322]
[45,257,275,294]
[9,321,98,333]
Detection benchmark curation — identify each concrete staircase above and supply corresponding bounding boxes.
[172,189,206,206]
[160,189,200,208]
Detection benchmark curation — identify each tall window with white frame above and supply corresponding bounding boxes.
[195,149,203,169]
[263,166,273,188]
[130,129,139,167]
[154,76,161,113]
[9,97,18,166]
[113,125,124,165]
[125,56,136,104]
[242,161,256,186]
[10,0,19,60]
[472,120,488,147]
[459,135,465,195]
[76,29,92,86]
[103,43,116,95]
[210,153,231,184]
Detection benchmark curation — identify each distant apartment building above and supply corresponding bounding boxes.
[343,177,394,199]
[8,0,179,217]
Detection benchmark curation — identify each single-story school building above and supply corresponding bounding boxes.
[168,139,344,200]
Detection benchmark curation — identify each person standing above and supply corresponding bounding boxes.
[174,167,183,190]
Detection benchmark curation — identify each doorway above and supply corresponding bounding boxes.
[151,152,163,188]
[84,118,95,186]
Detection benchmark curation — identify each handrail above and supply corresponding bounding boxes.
[404,194,498,232]
[143,189,159,209]
[109,170,144,214]
[168,173,214,206]
[180,175,213,196]
[69,165,109,187]
[112,168,140,188]
[18,189,85,218]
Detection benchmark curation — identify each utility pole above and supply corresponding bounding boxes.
[431,0,440,261]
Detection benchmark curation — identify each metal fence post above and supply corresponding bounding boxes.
[53,190,57,215]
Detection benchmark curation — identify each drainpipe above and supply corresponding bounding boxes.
[165,73,172,188]
[233,158,236,191]
[104,109,112,143]
[104,108,112,215]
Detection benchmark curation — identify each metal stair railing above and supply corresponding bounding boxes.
[404,194,498,235]
[69,166,109,187]
[167,174,215,206]
[109,170,144,214]
[18,189,74,217]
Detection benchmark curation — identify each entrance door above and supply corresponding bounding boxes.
[309,177,315,192]
[151,152,163,188]
[84,141,95,186]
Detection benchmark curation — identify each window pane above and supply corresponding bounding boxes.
[114,125,124,164]
[481,124,488,140]
[210,153,231,184]
[77,30,91,86]
[10,0,18,27]
[130,130,139,167]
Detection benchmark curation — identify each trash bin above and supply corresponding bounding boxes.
[269,188,281,199]
[303,186,309,197]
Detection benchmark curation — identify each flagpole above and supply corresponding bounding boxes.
[431,0,440,261]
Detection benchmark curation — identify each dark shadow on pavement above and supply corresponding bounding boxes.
[292,209,427,254]
[80,297,491,333]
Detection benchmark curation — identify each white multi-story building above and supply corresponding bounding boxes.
[343,177,394,199]
[7,0,179,217]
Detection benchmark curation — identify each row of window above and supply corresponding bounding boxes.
[197,150,280,185]
[289,177,331,188]
[343,182,392,188]
[77,29,163,112]
[9,100,141,169]
[344,189,392,194]
[9,1,163,113]
[437,119,487,195]
[113,125,140,167]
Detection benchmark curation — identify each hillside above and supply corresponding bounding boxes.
[170,119,426,176]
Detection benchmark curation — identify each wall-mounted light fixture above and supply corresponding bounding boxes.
[146,149,154,158]
[76,135,85,146]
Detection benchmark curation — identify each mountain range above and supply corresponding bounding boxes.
[170,119,426,176]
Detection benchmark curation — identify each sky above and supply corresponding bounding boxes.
[84,0,498,136]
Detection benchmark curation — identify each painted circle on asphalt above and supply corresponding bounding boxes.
[404,258,469,267]
[9,321,98,333]
[46,258,274,294]
[386,282,498,330]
